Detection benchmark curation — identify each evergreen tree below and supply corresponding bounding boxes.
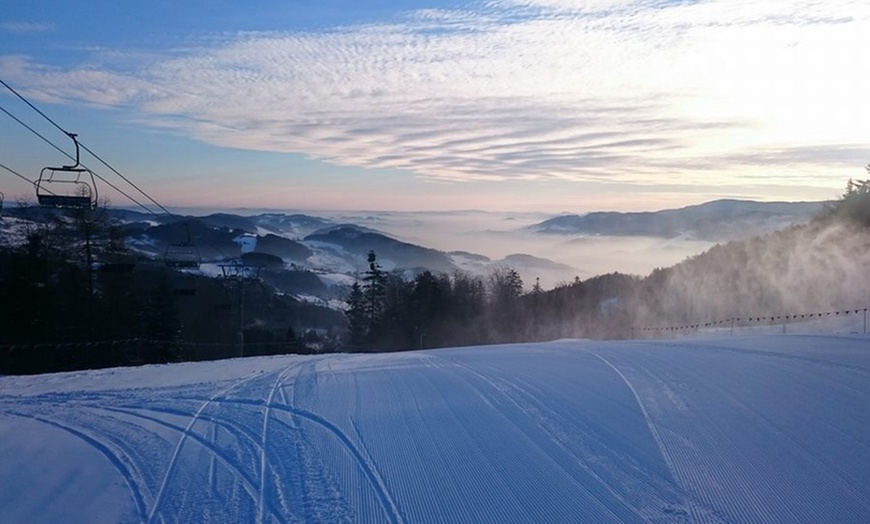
[0,232,53,344]
[362,250,387,345]
[487,267,524,342]
[410,271,449,348]
[141,271,184,363]
[823,171,870,226]
[449,271,487,345]
[345,281,367,349]
[378,272,414,350]
[527,277,544,340]
[532,277,543,295]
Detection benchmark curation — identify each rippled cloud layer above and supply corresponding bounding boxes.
[3,0,868,190]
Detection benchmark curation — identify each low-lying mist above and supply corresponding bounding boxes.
[318,210,715,289]
[633,219,870,330]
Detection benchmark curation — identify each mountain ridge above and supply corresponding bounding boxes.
[530,199,827,241]
[0,198,827,294]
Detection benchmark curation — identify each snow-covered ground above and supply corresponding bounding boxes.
[2,333,870,523]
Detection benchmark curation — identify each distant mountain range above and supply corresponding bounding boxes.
[0,199,826,300]
[303,225,456,273]
[529,199,827,241]
[107,213,576,282]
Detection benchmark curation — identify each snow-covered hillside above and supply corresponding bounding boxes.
[2,334,870,523]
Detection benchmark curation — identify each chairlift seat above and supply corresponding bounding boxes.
[37,193,94,209]
[36,166,97,210]
[220,261,261,280]
[165,243,201,269]
[35,133,97,210]
[165,258,201,269]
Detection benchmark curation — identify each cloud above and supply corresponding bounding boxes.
[2,0,869,189]
[0,22,55,34]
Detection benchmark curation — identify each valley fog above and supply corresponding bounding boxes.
[316,210,716,289]
[173,207,718,289]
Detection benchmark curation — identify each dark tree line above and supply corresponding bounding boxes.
[0,214,184,373]
[0,205,345,375]
[825,171,870,226]
[342,250,636,352]
[344,251,491,351]
[627,178,870,333]
[6,177,867,370]
[342,178,870,352]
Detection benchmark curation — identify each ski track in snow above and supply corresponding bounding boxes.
[202,395,404,524]
[257,363,300,524]
[439,357,645,522]
[586,351,675,474]
[147,371,263,523]
[594,337,870,523]
[432,355,642,520]
[2,334,870,523]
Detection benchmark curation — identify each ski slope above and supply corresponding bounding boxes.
[2,334,870,523]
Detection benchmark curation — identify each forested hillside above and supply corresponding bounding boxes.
[628,178,870,332]
[2,181,867,372]
[345,181,870,347]
[0,205,344,374]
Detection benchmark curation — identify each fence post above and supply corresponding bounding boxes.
[730,317,735,337]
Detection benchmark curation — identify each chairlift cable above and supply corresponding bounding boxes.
[0,160,63,200]
[2,79,191,219]
[0,77,69,137]
[0,102,156,215]
[0,161,41,189]
[0,77,239,262]
[78,142,174,217]
[0,79,164,214]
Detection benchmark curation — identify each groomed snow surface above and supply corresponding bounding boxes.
[2,334,870,523]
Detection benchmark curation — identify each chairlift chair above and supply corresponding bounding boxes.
[36,133,98,210]
[219,261,261,281]
[165,242,202,269]
[164,221,201,269]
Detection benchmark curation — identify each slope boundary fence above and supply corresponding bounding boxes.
[633,307,869,339]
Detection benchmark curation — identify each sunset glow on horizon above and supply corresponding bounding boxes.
[1,0,868,213]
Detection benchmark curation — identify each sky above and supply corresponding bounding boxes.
[1,0,869,213]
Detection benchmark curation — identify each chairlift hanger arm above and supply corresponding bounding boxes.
[62,133,81,170]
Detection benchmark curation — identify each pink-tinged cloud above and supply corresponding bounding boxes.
[1,0,868,193]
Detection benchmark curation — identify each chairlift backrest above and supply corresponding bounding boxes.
[36,167,97,209]
[35,133,98,210]
[219,261,262,281]
[165,242,201,269]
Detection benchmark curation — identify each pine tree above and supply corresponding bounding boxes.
[487,267,524,342]
[531,277,543,295]
[141,271,184,363]
[345,281,367,349]
[362,250,387,346]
